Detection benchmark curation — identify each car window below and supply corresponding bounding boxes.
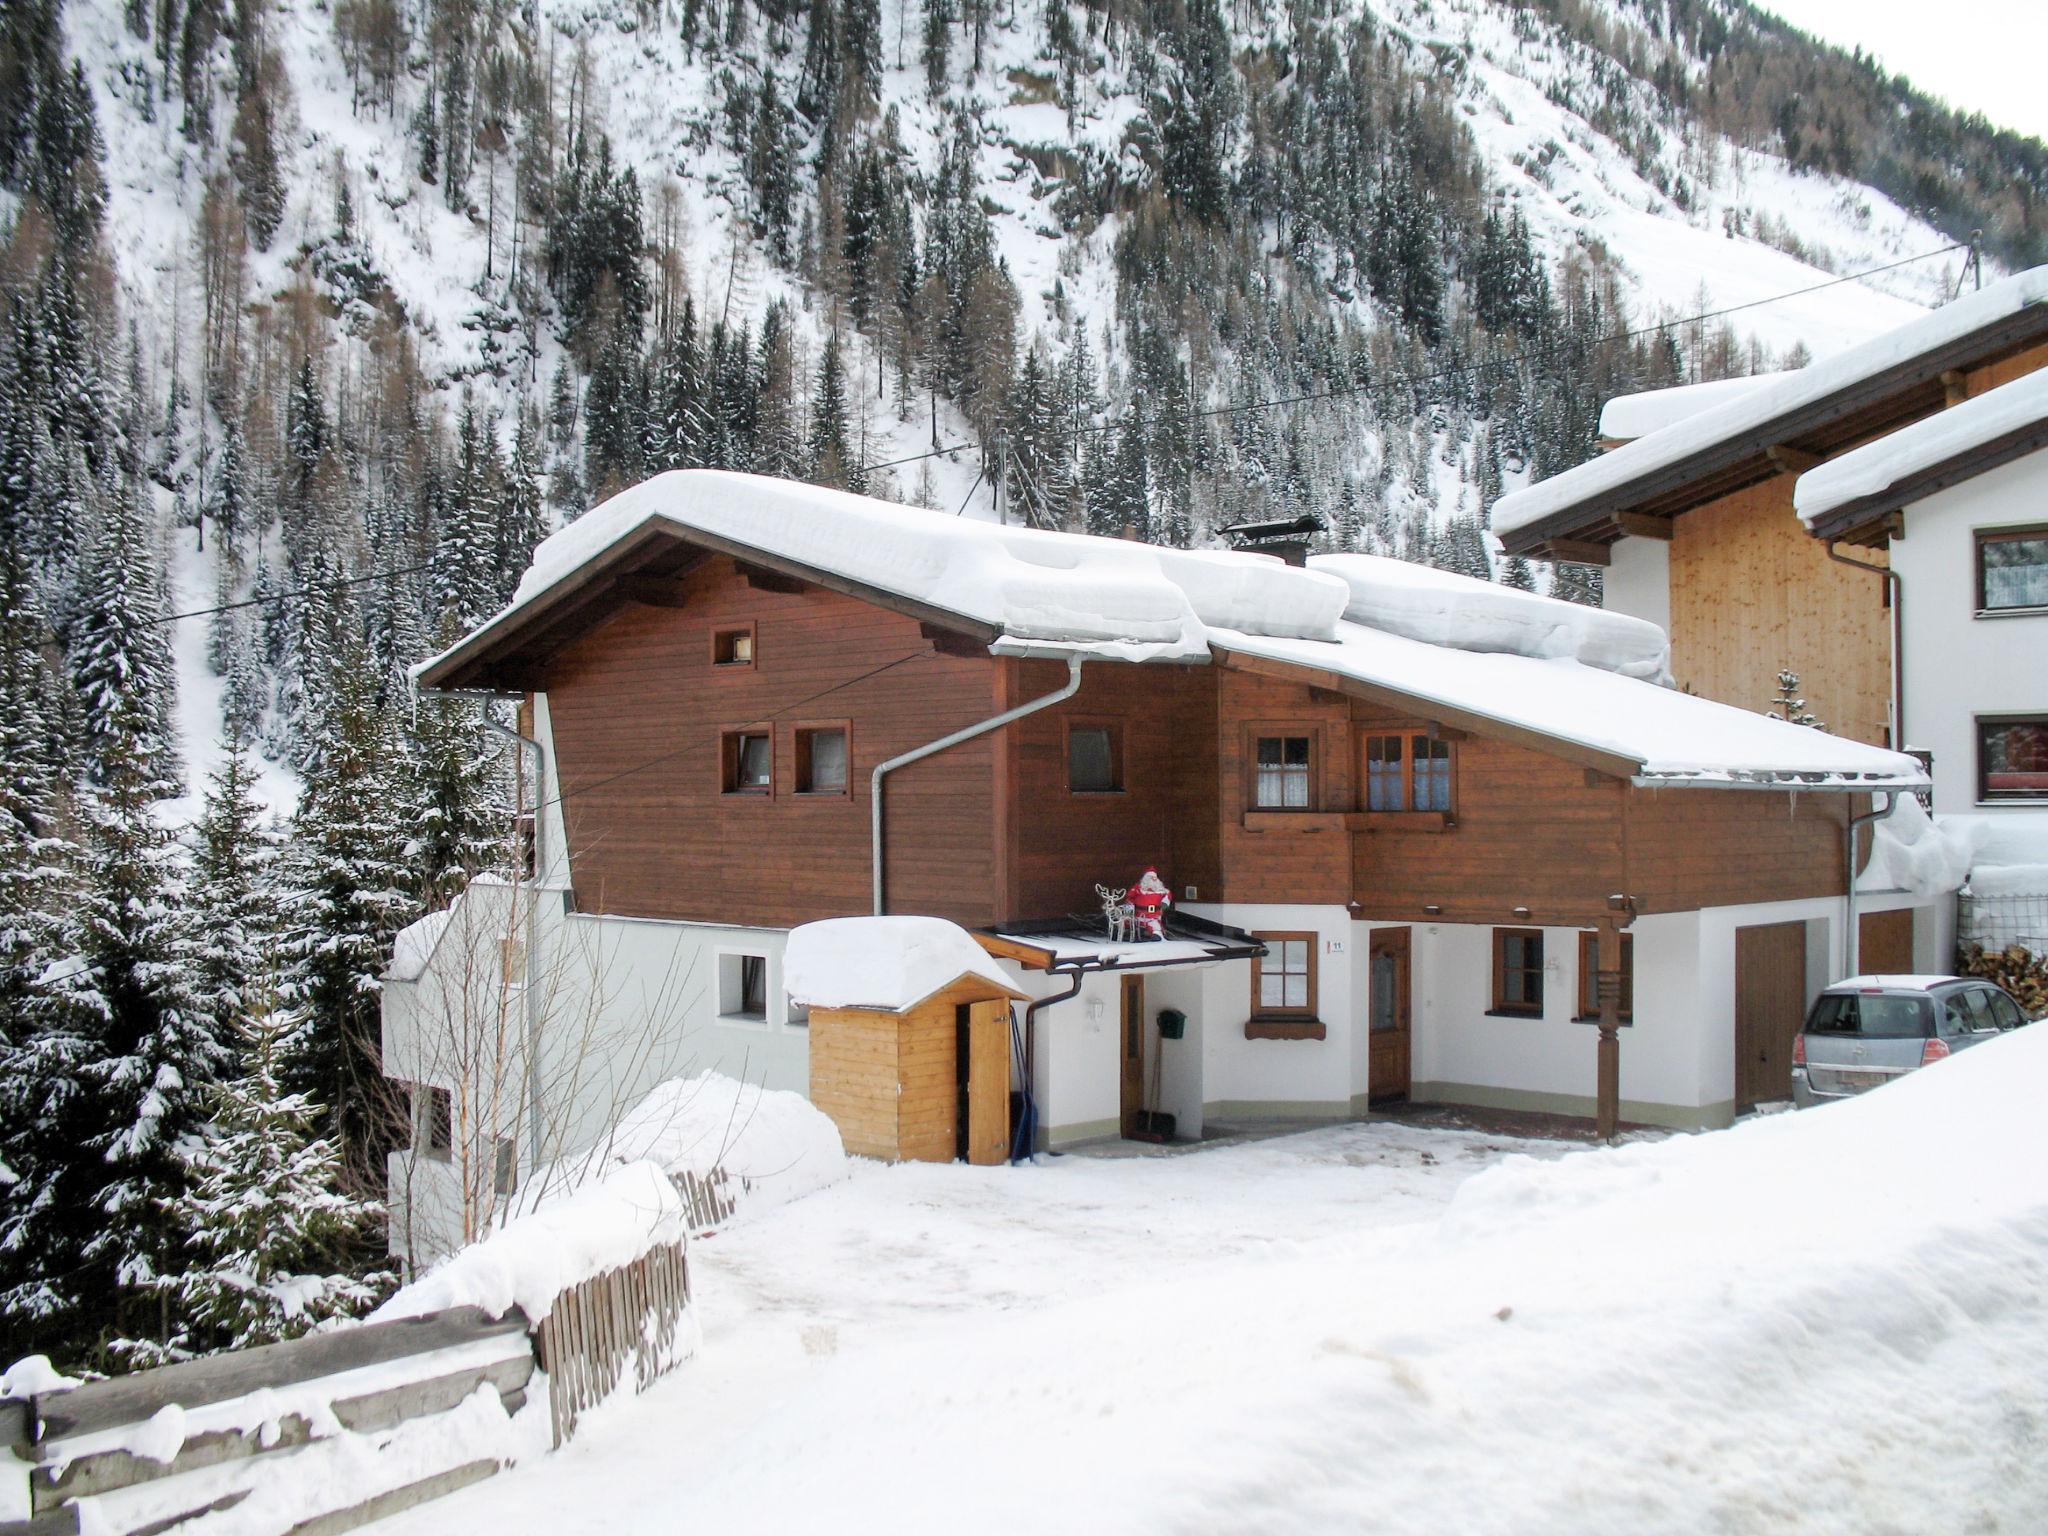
[1961,990,2002,1033]
[1984,989,2026,1030]
[1807,992,1931,1038]
[1939,994,1975,1038]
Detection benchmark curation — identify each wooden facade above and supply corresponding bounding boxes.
[806,980,1015,1164]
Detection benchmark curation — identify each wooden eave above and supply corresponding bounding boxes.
[1499,304,2048,559]
[1802,412,2048,545]
[1211,645,1647,782]
[414,516,1002,693]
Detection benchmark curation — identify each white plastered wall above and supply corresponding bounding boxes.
[1888,451,2048,814]
[1188,903,1359,1122]
[1600,535,1672,635]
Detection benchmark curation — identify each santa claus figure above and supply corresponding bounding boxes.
[1128,866,1172,940]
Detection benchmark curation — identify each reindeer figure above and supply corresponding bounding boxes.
[1094,883,1135,943]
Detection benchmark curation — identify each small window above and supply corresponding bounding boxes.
[1365,734,1405,810]
[1067,722,1123,793]
[1976,525,2048,612]
[722,730,773,794]
[1577,931,1634,1021]
[796,726,849,794]
[718,952,769,1021]
[1979,717,2048,801]
[1253,735,1312,809]
[512,810,536,878]
[1251,931,1317,1018]
[424,1086,453,1162]
[493,1136,518,1195]
[713,624,757,665]
[1412,736,1453,812]
[1493,929,1544,1016]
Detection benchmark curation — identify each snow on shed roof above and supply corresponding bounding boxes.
[423,471,1349,680]
[783,917,1028,1012]
[1795,367,2048,532]
[1209,620,1929,790]
[1597,372,1788,442]
[1494,265,2048,541]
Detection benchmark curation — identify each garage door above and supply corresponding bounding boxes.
[1735,921,1807,1112]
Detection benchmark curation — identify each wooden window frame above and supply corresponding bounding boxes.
[1064,718,1126,795]
[1245,723,1320,812]
[720,727,775,796]
[1575,931,1635,1023]
[1358,726,1457,819]
[1977,714,2048,803]
[1974,524,2048,616]
[1490,928,1545,1018]
[711,621,758,667]
[1247,931,1322,1039]
[793,720,853,798]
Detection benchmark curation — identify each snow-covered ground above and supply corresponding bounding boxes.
[366,1024,2048,1535]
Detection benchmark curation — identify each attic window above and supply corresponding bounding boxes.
[722,730,773,794]
[713,624,757,666]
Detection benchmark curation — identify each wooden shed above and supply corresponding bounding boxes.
[806,974,1027,1165]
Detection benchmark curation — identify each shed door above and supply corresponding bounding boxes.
[1119,975,1146,1137]
[1368,928,1412,1103]
[1859,909,1914,977]
[1735,921,1807,1112]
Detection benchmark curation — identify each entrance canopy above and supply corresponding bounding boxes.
[978,911,1265,973]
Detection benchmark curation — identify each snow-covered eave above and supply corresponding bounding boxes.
[1795,369,2048,542]
[1493,269,2048,554]
[1631,769,1932,793]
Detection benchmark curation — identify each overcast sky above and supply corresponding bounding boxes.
[1757,0,2048,141]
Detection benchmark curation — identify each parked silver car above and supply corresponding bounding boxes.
[1792,975,2029,1107]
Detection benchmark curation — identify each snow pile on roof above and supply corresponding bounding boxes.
[1796,367,2048,526]
[1597,371,1788,441]
[1310,553,1671,681]
[1211,620,1927,787]
[536,1072,848,1231]
[385,907,453,983]
[1857,794,1974,898]
[492,471,1347,665]
[374,1161,688,1326]
[785,916,1024,1011]
[1495,264,2048,537]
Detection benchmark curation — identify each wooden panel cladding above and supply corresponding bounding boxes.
[1667,476,1893,746]
[1210,668,1353,905]
[1859,907,1915,976]
[1003,657,1220,919]
[1962,336,2048,399]
[539,555,1002,927]
[808,983,1009,1164]
[1623,785,1850,913]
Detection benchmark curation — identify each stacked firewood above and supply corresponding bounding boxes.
[1958,943,2048,1020]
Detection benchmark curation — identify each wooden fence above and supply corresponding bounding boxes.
[535,1239,693,1446]
[3,1237,694,1536]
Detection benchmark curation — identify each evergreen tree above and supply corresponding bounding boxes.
[189,741,278,1048]
[70,481,180,788]
[807,330,853,487]
[141,992,382,1359]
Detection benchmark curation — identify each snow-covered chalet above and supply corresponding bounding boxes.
[382,469,1931,1261]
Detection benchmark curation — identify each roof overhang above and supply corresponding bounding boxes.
[1499,303,2048,560]
[414,516,1002,694]
[977,912,1266,972]
[1801,413,2048,546]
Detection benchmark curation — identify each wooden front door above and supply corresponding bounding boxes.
[1368,928,1412,1102]
[1119,974,1146,1137]
[1735,921,1807,1111]
[1859,908,1914,976]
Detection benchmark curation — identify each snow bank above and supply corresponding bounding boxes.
[1597,370,1789,440]
[374,1161,686,1325]
[1212,621,1926,786]
[1,1355,78,1398]
[1310,552,1671,680]
[784,916,1022,1012]
[1858,794,1974,897]
[540,1072,848,1228]
[1496,264,2048,538]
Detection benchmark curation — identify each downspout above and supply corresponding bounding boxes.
[1844,792,1903,980]
[440,686,552,1177]
[871,654,1085,914]
[1826,540,1904,751]
[1014,960,1098,1162]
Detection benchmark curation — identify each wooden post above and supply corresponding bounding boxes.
[1595,913,1623,1142]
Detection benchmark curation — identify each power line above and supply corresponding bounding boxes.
[154,561,435,626]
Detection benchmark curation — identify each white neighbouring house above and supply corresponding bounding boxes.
[381,471,1935,1265]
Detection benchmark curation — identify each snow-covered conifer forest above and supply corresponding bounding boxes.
[1,0,2042,1369]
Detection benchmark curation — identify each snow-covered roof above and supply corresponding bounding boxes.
[1795,367,2048,531]
[385,908,453,983]
[1210,620,1929,790]
[783,917,1028,1011]
[1597,372,1788,442]
[1494,265,2048,543]
[421,471,1350,681]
